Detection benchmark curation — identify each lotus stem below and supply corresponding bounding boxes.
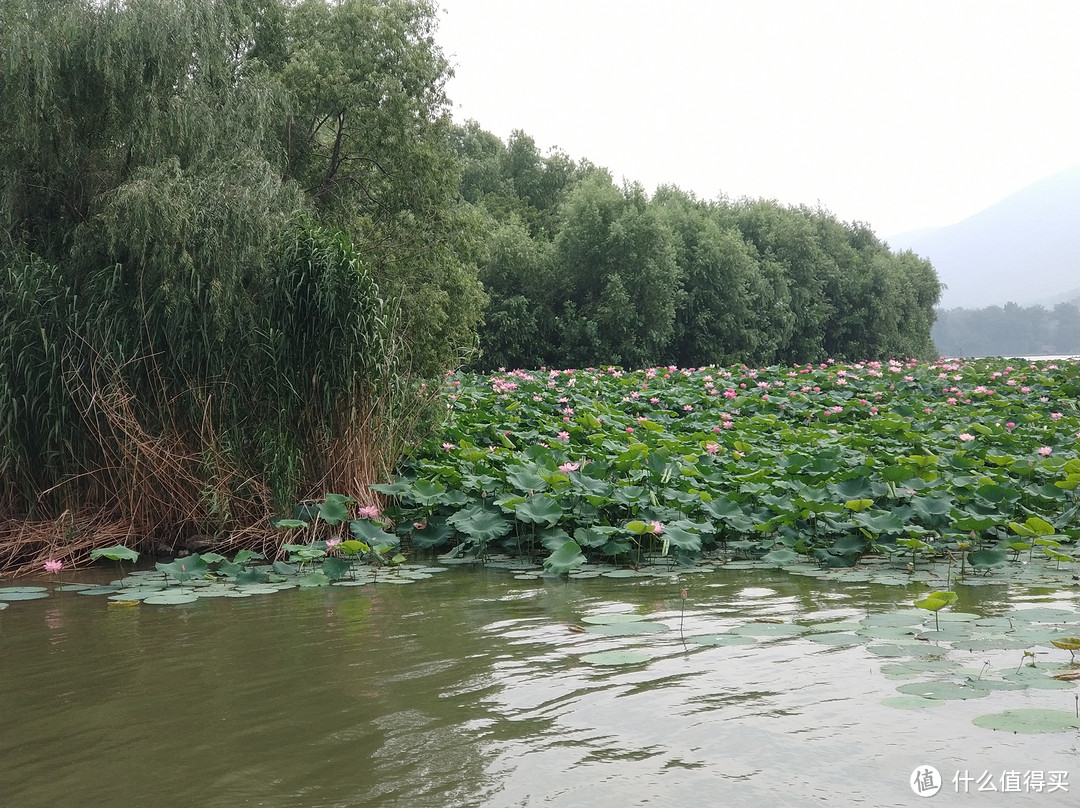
[679,587,687,640]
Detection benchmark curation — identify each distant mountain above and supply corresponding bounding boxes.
[886,166,1080,310]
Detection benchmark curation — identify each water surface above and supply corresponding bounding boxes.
[2,567,1077,806]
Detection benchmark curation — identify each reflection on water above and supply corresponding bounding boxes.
[1,567,1077,807]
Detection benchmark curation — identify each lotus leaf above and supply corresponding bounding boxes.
[514,495,563,526]
[89,545,140,563]
[543,540,586,574]
[973,709,1080,734]
[581,650,651,666]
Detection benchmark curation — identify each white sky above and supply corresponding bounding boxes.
[435,0,1080,237]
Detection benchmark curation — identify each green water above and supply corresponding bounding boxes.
[1,567,1077,807]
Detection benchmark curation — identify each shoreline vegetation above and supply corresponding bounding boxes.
[4,357,1077,582]
[375,357,1078,575]
[3,1,1059,577]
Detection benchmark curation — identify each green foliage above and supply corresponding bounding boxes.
[377,358,1078,573]
[542,540,586,575]
[457,127,943,370]
[0,0,472,561]
[278,0,484,373]
[89,546,140,564]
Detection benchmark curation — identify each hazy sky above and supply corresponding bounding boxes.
[435,0,1079,237]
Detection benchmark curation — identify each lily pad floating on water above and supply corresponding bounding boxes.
[1003,668,1077,690]
[860,610,927,627]
[142,592,200,605]
[895,681,990,700]
[107,589,161,601]
[866,643,921,658]
[76,585,120,596]
[916,628,972,643]
[966,679,1027,692]
[961,638,1036,652]
[804,632,863,646]
[972,708,1080,734]
[882,695,946,710]
[581,650,651,666]
[1004,606,1079,623]
[729,622,809,638]
[857,624,922,641]
[0,587,50,601]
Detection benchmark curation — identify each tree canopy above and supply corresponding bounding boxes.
[0,0,479,551]
[451,128,942,370]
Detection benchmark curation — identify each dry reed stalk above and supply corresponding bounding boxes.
[0,514,132,578]
[77,357,272,530]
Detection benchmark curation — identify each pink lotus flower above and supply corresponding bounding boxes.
[705,443,719,454]
[442,442,454,452]
[558,461,580,473]
[1037,446,1053,456]
[648,521,664,534]
[557,431,570,440]
[326,538,342,549]
[44,559,63,574]
[958,433,975,441]
[357,505,380,520]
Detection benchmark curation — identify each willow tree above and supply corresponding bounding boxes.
[0,0,472,567]
[276,0,485,373]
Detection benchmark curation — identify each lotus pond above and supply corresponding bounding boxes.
[4,357,1079,804]
[376,357,1080,577]
[2,558,1079,806]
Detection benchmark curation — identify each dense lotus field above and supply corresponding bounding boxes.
[375,358,1080,576]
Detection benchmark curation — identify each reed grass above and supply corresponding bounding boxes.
[0,222,432,574]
